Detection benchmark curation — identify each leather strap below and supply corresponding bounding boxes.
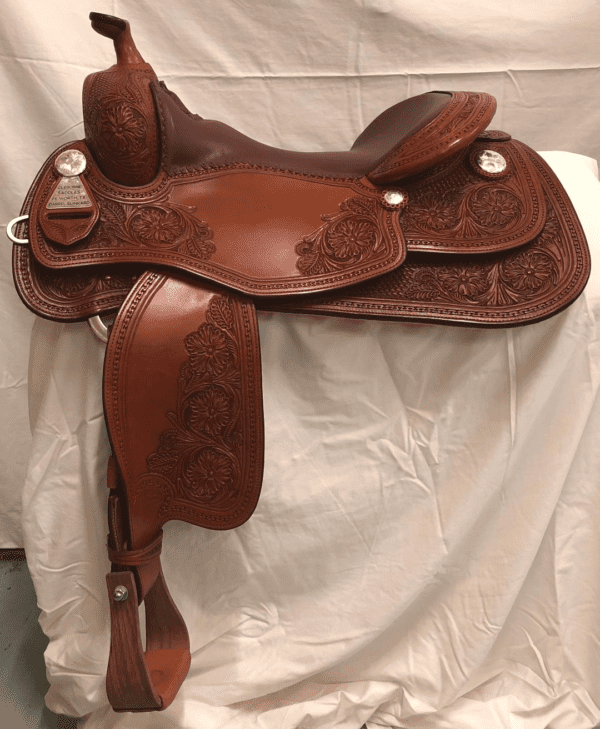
[107,530,163,568]
[105,454,191,711]
[106,570,191,711]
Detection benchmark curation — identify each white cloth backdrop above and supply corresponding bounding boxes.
[2,1,600,728]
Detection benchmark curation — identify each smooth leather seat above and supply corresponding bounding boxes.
[158,81,496,183]
[82,12,497,188]
[158,82,454,178]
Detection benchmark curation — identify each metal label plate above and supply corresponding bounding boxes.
[46,176,92,209]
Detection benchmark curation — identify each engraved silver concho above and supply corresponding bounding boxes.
[477,149,507,175]
[382,189,408,209]
[55,149,87,177]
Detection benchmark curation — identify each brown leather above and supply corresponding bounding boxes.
[155,81,496,181]
[104,271,265,551]
[105,458,191,711]
[14,133,588,326]
[39,171,99,246]
[102,271,263,711]
[23,130,544,295]
[83,14,160,186]
[262,143,589,327]
[106,571,191,711]
[26,140,407,296]
[9,10,591,714]
[364,91,497,183]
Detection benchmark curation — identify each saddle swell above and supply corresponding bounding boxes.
[8,11,590,713]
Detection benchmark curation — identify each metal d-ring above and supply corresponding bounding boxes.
[7,215,29,244]
[88,315,109,343]
[8,215,111,345]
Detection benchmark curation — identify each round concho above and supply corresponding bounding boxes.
[55,149,87,177]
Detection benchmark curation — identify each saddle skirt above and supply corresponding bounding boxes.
[8,11,590,714]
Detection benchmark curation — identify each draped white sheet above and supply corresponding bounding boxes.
[3,1,600,727]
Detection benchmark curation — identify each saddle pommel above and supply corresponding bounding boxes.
[82,13,160,186]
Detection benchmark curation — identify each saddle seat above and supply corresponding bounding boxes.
[159,83,495,182]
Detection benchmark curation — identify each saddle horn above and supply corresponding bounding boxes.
[83,13,160,186]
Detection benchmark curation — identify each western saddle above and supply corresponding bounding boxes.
[7,12,590,713]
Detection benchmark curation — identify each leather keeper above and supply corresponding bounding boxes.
[108,530,163,567]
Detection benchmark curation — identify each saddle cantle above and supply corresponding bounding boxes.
[7,11,590,713]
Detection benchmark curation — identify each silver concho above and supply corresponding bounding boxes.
[382,189,407,209]
[55,149,87,177]
[477,149,507,175]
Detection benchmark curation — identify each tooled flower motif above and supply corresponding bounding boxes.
[130,208,185,245]
[188,388,231,436]
[184,324,229,374]
[407,197,457,231]
[44,271,92,297]
[327,219,377,259]
[502,250,555,291]
[183,238,217,259]
[93,200,215,258]
[101,104,146,154]
[440,267,489,299]
[184,449,233,498]
[295,195,389,276]
[538,210,561,244]
[139,294,255,516]
[440,97,477,133]
[470,189,521,228]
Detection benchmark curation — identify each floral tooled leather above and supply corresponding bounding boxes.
[13,137,589,327]
[400,140,543,252]
[269,149,589,327]
[380,207,562,310]
[83,67,160,187]
[10,12,593,714]
[296,196,393,275]
[26,142,405,297]
[368,92,497,183]
[103,272,264,546]
[82,12,160,188]
[98,201,215,258]
[142,295,247,506]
